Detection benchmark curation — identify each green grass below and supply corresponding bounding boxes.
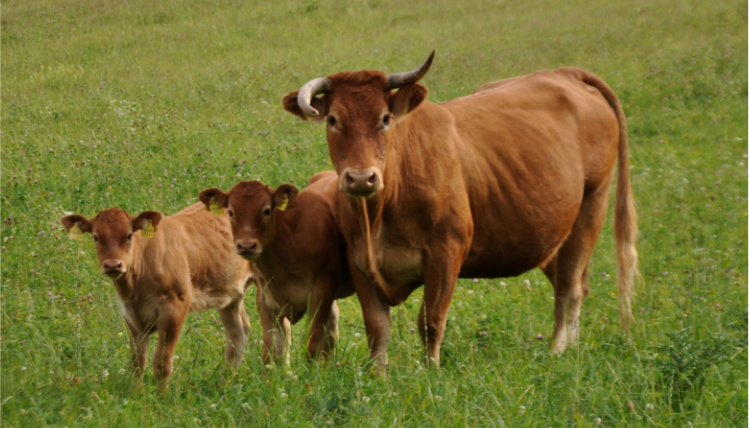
[2,0,746,425]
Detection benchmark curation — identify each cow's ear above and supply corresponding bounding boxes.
[283,91,328,121]
[61,214,93,235]
[389,83,428,117]
[132,211,163,232]
[272,184,299,211]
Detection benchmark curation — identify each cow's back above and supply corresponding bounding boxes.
[436,68,620,277]
[305,170,340,221]
[140,203,251,308]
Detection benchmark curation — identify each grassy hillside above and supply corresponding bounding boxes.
[2,0,746,425]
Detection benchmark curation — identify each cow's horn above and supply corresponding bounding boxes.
[387,50,435,90]
[297,77,331,118]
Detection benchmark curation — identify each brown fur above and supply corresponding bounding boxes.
[198,171,354,363]
[61,204,259,386]
[284,60,638,372]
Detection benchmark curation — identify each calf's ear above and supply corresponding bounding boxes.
[61,214,93,237]
[282,91,328,121]
[389,83,428,117]
[132,211,163,232]
[199,188,229,211]
[272,184,299,211]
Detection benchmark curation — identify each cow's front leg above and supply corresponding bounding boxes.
[218,297,250,366]
[351,260,391,375]
[304,289,337,359]
[257,286,291,366]
[418,247,464,367]
[125,320,149,377]
[153,301,188,388]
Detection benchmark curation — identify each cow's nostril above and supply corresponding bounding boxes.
[345,173,355,185]
[367,174,377,185]
[103,260,124,274]
[237,241,260,254]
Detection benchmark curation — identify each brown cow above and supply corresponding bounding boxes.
[198,170,354,363]
[61,204,259,385]
[283,51,638,373]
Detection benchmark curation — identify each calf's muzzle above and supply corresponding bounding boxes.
[236,239,261,260]
[102,259,125,277]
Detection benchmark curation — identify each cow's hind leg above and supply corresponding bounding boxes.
[543,182,611,354]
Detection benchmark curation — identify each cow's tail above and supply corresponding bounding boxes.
[581,70,639,331]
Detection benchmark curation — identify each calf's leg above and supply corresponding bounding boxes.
[324,300,340,355]
[218,298,250,366]
[257,287,291,365]
[152,303,187,386]
[126,320,149,377]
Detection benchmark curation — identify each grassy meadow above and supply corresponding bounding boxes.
[2,0,747,425]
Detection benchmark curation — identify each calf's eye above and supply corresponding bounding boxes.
[264,208,271,216]
[127,233,133,240]
[228,210,234,218]
[93,236,98,242]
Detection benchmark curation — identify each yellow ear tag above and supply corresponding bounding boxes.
[276,196,288,212]
[209,200,224,216]
[69,223,83,241]
[141,219,157,239]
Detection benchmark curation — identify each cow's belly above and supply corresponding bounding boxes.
[263,277,315,323]
[461,197,582,278]
[191,289,236,312]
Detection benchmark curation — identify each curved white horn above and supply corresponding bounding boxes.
[296,77,331,118]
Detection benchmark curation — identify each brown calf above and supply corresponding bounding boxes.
[61,203,259,385]
[284,52,638,372]
[198,171,353,363]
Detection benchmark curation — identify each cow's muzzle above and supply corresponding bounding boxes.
[340,168,383,198]
[101,259,126,278]
[236,239,262,261]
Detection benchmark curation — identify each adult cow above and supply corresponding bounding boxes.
[282,51,638,372]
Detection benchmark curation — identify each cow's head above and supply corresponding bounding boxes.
[199,181,298,261]
[61,208,163,279]
[283,51,434,199]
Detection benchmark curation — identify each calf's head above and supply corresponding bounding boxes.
[61,208,163,279]
[199,181,298,261]
[283,51,435,198]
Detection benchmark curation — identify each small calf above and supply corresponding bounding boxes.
[199,171,353,363]
[61,203,260,385]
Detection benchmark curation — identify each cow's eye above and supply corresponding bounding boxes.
[127,233,133,240]
[264,208,271,216]
[228,209,234,218]
[93,235,99,242]
[382,114,391,126]
[328,116,337,127]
